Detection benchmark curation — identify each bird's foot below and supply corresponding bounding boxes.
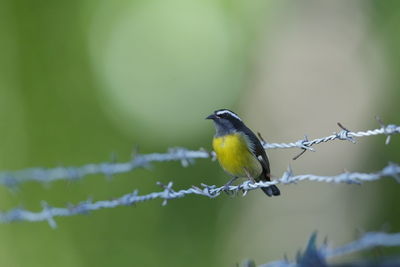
[222,177,238,195]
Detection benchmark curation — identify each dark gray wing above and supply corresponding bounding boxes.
[241,126,270,176]
[242,126,280,196]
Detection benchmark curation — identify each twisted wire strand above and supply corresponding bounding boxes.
[0,148,211,187]
[0,123,399,187]
[263,123,400,150]
[0,162,398,228]
[327,232,400,258]
[261,232,400,267]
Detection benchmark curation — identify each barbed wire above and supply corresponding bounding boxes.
[0,148,211,188]
[0,162,398,228]
[0,120,398,187]
[260,231,400,267]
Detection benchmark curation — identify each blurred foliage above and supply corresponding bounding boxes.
[366,0,400,257]
[368,0,400,225]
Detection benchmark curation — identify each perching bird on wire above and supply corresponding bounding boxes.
[206,109,280,196]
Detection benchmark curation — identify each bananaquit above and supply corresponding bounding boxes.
[206,109,280,197]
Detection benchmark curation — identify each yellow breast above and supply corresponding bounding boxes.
[212,133,262,178]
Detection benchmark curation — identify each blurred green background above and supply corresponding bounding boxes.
[0,0,399,266]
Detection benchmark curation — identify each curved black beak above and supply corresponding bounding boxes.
[206,114,218,120]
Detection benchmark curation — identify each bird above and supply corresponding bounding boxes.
[206,109,280,196]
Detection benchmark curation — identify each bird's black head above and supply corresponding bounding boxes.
[206,109,245,136]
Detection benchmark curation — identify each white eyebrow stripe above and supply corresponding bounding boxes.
[216,110,242,121]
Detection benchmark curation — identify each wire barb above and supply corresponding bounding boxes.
[337,122,356,143]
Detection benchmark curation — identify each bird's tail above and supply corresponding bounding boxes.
[260,173,280,197]
[261,185,280,197]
